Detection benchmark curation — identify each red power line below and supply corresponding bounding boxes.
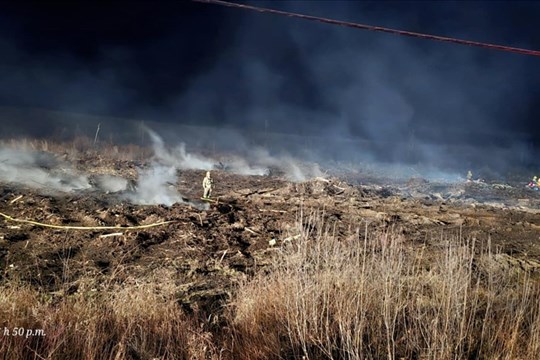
[193,0,540,57]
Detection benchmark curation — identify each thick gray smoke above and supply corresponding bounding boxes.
[167,1,536,174]
[0,2,538,178]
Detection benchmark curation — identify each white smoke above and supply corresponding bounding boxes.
[225,157,269,176]
[0,147,91,192]
[126,164,182,206]
[0,142,207,208]
[125,163,210,209]
[249,148,324,182]
[94,174,128,193]
[144,126,323,181]
[145,127,215,170]
[125,128,210,206]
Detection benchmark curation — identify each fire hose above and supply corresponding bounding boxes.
[0,211,174,231]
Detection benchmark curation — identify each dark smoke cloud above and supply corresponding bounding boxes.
[0,1,539,174]
[168,1,540,171]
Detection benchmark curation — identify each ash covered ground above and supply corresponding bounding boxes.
[1,137,540,315]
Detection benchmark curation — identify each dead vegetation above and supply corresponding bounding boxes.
[1,138,540,359]
[230,210,540,359]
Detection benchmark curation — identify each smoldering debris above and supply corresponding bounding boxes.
[93,174,128,193]
[145,127,215,170]
[0,140,212,208]
[145,127,325,182]
[247,148,324,182]
[220,157,269,176]
[125,164,182,206]
[0,147,91,192]
[123,164,210,209]
[0,145,182,206]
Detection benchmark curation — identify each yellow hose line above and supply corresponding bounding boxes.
[0,211,174,231]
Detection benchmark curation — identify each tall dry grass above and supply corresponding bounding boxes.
[0,276,222,360]
[229,210,540,360]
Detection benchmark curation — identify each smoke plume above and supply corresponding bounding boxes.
[126,164,181,206]
[1,1,539,178]
[0,147,90,192]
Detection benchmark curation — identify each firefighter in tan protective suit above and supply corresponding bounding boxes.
[202,171,214,199]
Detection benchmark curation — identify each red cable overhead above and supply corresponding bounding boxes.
[193,0,540,57]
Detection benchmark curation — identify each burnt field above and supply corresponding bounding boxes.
[1,139,540,359]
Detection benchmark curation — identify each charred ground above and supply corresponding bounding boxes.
[1,144,540,320]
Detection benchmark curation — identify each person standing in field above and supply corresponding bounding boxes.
[202,171,214,199]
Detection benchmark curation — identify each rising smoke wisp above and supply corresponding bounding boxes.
[143,126,324,181]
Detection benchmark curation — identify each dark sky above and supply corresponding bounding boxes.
[1,1,540,160]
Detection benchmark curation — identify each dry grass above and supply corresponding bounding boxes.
[229,210,540,359]
[0,274,222,360]
[2,208,540,359]
[0,137,152,162]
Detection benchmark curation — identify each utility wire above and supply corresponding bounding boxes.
[193,0,540,57]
